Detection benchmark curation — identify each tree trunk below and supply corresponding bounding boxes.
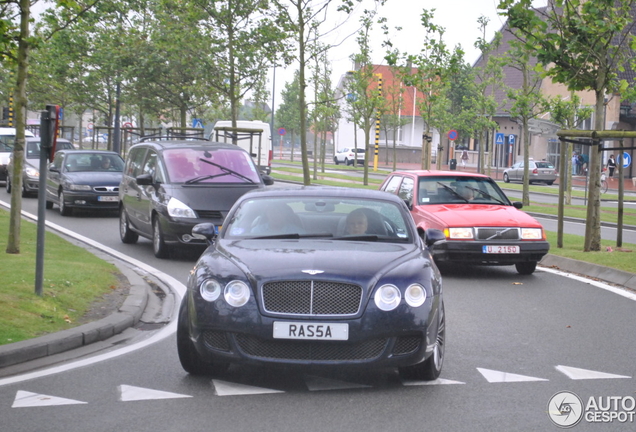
[6,0,31,255]
[584,88,604,252]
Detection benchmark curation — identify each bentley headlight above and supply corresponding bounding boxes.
[25,166,39,178]
[405,284,426,307]
[200,279,222,302]
[521,228,543,240]
[167,197,197,218]
[224,280,250,307]
[445,227,474,239]
[374,284,401,311]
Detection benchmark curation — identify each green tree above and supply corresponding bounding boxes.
[498,0,636,251]
[276,70,303,161]
[386,8,454,170]
[192,0,292,135]
[344,9,385,185]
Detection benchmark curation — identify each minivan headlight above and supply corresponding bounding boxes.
[167,197,197,218]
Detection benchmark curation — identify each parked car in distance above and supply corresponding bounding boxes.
[45,150,124,216]
[6,137,75,196]
[118,139,274,259]
[0,127,35,183]
[380,170,550,275]
[503,159,557,185]
[333,147,365,166]
[177,187,446,381]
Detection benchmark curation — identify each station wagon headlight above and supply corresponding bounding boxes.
[405,284,426,307]
[445,227,474,239]
[67,184,91,191]
[224,280,250,307]
[374,284,401,311]
[521,228,543,240]
[167,197,197,218]
[200,279,222,302]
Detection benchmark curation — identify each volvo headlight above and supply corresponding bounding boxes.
[224,280,250,307]
[405,284,426,307]
[200,279,222,302]
[445,227,474,239]
[374,284,401,311]
[167,197,197,218]
[521,228,543,240]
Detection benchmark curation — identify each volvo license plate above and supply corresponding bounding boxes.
[273,322,348,340]
[483,245,520,254]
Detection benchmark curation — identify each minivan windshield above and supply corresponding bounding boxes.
[163,148,261,184]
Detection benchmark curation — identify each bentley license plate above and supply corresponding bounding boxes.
[273,322,348,340]
[98,196,119,202]
[483,245,520,254]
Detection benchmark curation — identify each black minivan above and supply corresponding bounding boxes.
[119,139,274,258]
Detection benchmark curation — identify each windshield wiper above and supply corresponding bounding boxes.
[185,159,255,184]
[464,185,505,205]
[332,234,380,241]
[436,182,469,202]
[249,233,333,240]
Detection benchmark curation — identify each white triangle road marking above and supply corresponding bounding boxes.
[12,390,87,408]
[402,377,465,386]
[304,375,372,391]
[119,385,192,401]
[477,368,549,383]
[555,365,632,380]
[212,379,284,396]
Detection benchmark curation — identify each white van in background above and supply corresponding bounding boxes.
[210,120,272,174]
[0,127,35,183]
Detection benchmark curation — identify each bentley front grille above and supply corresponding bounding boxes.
[262,281,362,316]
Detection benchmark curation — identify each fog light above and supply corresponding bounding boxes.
[74,200,86,205]
[182,234,193,242]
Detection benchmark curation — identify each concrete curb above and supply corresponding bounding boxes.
[540,254,636,291]
[0,261,150,369]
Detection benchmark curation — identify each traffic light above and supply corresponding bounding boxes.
[2,107,9,120]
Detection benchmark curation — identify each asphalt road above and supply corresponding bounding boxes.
[1,187,636,432]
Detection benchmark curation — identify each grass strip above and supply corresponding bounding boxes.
[0,209,121,345]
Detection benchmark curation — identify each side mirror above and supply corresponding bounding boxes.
[49,165,59,173]
[192,223,218,244]
[135,173,153,186]
[262,174,274,186]
[512,202,523,209]
[423,228,445,248]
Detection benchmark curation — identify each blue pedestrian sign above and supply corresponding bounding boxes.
[623,151,632,168]
[495,133,504,145]
[192,118,203,128]
[508,134,516,145]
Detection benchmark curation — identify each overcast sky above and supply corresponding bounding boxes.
[270,0,548,110]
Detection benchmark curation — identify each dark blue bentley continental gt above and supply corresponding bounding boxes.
[177,187,446,381]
